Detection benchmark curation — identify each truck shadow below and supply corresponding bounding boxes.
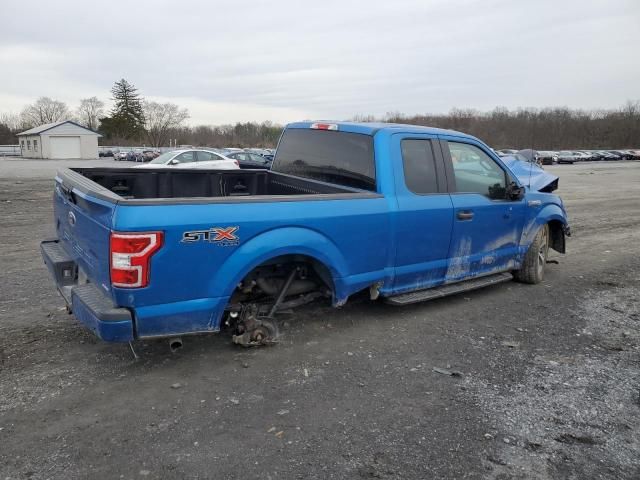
[123,280,524,365]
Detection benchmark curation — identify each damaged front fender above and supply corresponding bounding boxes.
[521,203,570,254]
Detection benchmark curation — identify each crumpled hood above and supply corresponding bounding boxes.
[502,156,559,192]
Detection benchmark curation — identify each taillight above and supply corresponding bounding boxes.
[110,231,163,288]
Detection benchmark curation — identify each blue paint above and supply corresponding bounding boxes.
[71,291,133,342]
[44,122,569,342]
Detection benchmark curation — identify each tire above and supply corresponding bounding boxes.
[513,224,549,284]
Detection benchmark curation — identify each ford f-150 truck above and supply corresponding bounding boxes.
[41,122,569,346]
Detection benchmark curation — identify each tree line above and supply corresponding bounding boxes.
[1,81,638,149]
[0,78,282,148]
[0,79,191,148]
[368,101,640,149]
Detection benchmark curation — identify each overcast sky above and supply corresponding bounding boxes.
[1,0,638,125]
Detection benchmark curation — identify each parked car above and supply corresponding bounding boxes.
[537,151,557,165]
[600,151,622,161]
[134,149,146,162]
[40,121,569,345]
[607,150,633,160]
[114,151,128,161]
[496,149,518,156]
[587,151,606,161]
[515,149,540,165]
[142,150,157,162]
[226,151,273,169]
[104,150,114,157]
[135,149,240,169]
[556,151,578,164]
[573,151,591,161]
[571,151,590,162]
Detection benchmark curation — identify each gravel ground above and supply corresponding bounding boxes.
[0,160,639,479]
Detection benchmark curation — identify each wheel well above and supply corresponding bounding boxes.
[233,254,334,302]
[548,220,566,253]
[259,254,334,291]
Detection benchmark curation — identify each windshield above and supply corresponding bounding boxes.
[149,152,178,164]
[272,128,376,191]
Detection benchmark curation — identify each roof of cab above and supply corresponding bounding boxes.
[286,121,474,139]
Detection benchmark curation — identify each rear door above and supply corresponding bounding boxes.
[233,152,252,168]
[195,150,221,166]
[391,134,454,293]
[54,172,115,295]
[440,139,526,281]
[248,153,270,168]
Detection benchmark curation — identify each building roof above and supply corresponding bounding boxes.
[17,120,101,136]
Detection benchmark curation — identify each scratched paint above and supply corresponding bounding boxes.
[445,235,473,280]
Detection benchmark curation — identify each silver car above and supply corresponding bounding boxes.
[135,149,240,170]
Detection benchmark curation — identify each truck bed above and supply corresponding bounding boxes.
[63,167,373,204]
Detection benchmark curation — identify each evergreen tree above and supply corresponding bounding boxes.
[109,79,145,139]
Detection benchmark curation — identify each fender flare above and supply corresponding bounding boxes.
[521,204,568,248]
[208,227,350,299]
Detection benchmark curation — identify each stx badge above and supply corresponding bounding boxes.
[182,226,239,246]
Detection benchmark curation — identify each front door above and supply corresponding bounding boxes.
[440,139,525,281]
[391,134,454,293]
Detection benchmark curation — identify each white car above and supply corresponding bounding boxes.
[135,149,240,170]
[114,151,128,161]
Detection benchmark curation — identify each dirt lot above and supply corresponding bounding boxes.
[1,159,639,479]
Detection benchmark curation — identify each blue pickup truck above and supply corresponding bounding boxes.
[41,122,569,347]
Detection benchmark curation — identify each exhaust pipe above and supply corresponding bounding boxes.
[169,337,183,353]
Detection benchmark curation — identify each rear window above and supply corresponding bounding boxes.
[272,129,376,191]
[401,139,438,194]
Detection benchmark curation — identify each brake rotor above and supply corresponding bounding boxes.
[232,319,279,348]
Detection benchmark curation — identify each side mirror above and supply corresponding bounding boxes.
[169,159,179,165]
[506,182,525,200]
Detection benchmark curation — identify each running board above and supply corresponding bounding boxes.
[385,272,513,306]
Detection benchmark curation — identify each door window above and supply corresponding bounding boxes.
[196,151,221,162]
[249,153,267,163]
[174,151,196,163]
[401,139,439,194]
[448,142,506,199]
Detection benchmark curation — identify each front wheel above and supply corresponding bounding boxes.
[513,224,549,284]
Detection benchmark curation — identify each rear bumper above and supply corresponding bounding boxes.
[40,239,134,342]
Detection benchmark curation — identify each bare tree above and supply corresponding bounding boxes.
[0,112,27,131]
[20,97,70,127]
[143,101,189,147]
[76,97,105,130]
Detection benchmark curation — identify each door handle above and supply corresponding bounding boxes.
[457,210,474,220]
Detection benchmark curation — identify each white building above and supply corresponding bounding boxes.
[17,120,101,159]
